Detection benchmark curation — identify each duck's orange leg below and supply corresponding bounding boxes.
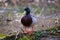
[23,26,28,34]
[28,27,34,34]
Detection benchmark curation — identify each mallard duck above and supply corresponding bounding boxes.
[21,7,37,34]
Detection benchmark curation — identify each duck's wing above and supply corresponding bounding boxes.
[31,15,37,24]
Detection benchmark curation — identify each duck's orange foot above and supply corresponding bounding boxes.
[28,31,33,35]
[23,30,28,34]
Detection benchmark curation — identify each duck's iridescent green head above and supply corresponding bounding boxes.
[24,7,30,15]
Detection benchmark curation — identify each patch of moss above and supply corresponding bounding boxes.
[18,31,42,40]
[46,26,58,34]
[7,12,12,17]
[0,33,7,39]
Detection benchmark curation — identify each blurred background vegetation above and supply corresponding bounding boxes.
[0,0,60,40]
